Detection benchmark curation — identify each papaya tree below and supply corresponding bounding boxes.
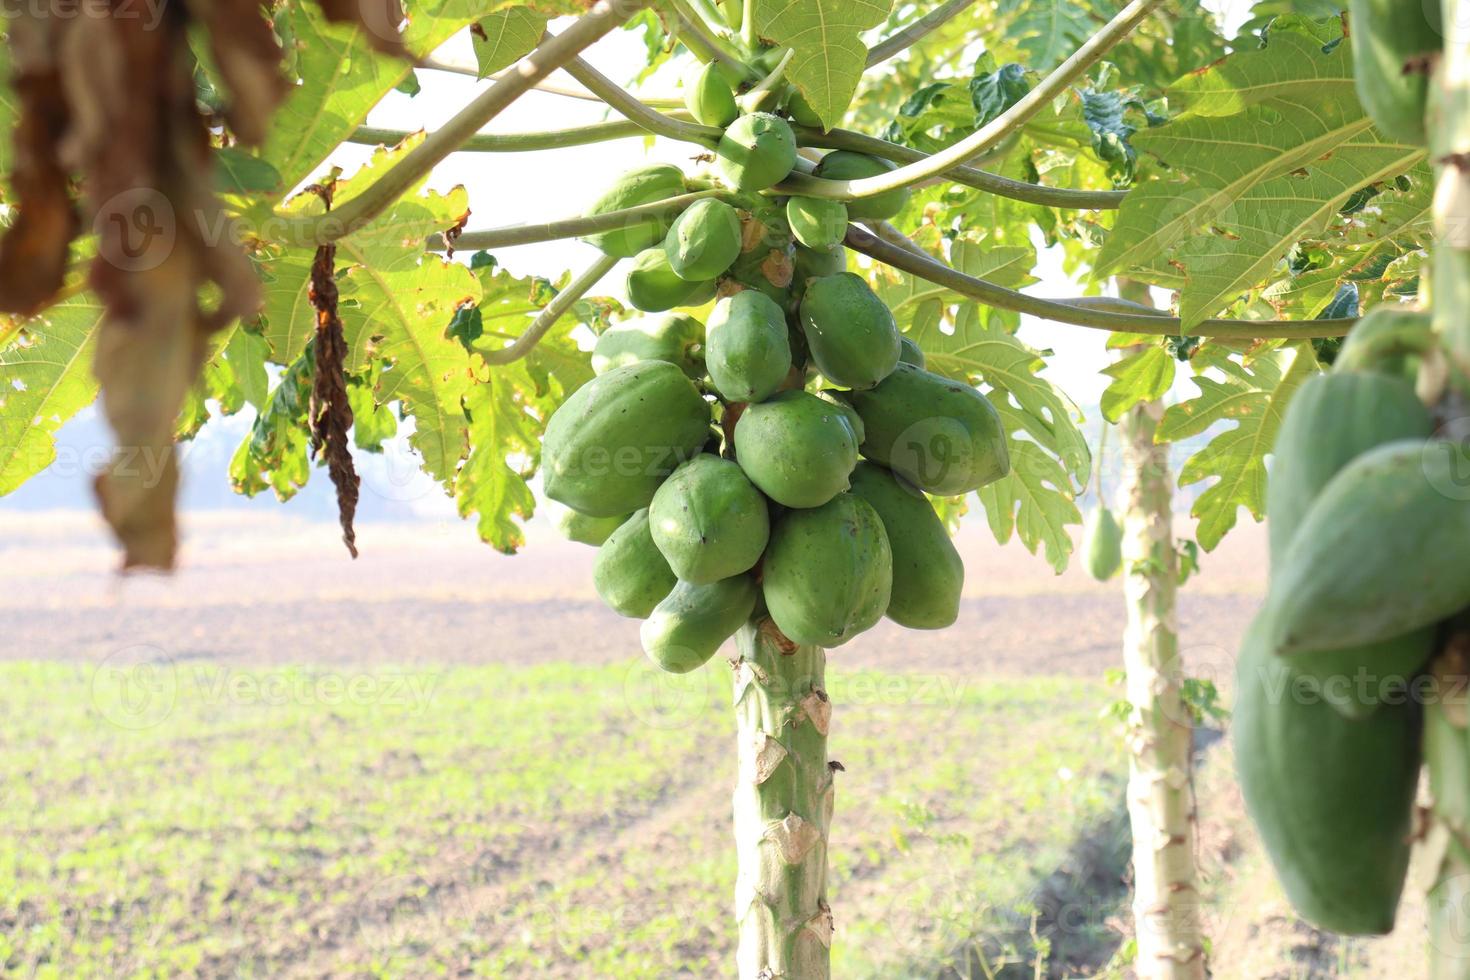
[0,0,1451,976]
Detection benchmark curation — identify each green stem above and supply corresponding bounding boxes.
[864,0,978,68]
[476,254,620,365]
[421,54,686,108]
[797,127,1126,210]
[428,190,724,251]
[777,0,1165,203]
[741,0,758,51]
[348,118,682,153]
[562,57,724,146]
[741,48,793,112]
[277,3,651,246]
[672,0,755,77]
[844,224,1356,338]
[732,619,833,979]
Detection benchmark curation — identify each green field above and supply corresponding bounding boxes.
[0,659,1126,978]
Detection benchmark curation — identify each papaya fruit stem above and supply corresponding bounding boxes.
[732,619,833,979]
[846,223,1358,338]
[431,190,725,252]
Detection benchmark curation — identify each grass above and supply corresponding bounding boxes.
[0,659,1125,978]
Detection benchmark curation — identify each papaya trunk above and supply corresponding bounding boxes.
[732,618,834,979]
[1116,339,1207,978]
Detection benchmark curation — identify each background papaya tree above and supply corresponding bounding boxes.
[0,0,1441,975]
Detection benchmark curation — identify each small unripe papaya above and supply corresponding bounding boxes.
[848,462,962,629]
[762,493,893,648]
[592,313,705,378]
[813,151,909,221]
[799,272,901,389]
[1333,305,1432,378]
[785,196,848,250]
[784,86,826,130]
[582,165,688,257]
[684,61,739,127]
[664,199,742,282]
[705,290,792,403]
[1349,0,1438,145]
[1081,507,1123,581]
[650,455,770,584]
[717,113,797,192]
[793,244,846,283]
[594,509,677,617]
[626,247,716,312]
[847,363,1009,495]
[641,575,758,672]
[542,361,712,516]
[545,498,629,546]
[733,389,858,508]
[898,335,925,368]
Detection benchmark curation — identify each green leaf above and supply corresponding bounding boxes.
[0,39,14,198]
[1159,341,1319,549]
[756,0,893,129]
[0,296,104,494]
[230,346,315,500]
[456,376,539,553]
[1095,25,1425,328]
[473,8,549,77]
[1000,0,1098,70]
[1099,345,1174,423]
[215,147,283,197]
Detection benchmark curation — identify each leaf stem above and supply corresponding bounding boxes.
[779,0,1165,203]
[671,0,755,77]
[422,54,686,108]
[740,48,793,112]
[429,191,724,251]
[864,0,979,68]
[348,117,691,153]
[563,56,724,145]
[846,224,1354,338]
[276,4,651,247]
[798,127,1126,209]
[477,254,620,365]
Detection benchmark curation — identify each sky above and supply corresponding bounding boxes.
[7,12,1222,523]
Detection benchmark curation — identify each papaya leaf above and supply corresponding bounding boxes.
[1099,344,1175,423]
[0,295,103,495]
[755,0,893,130]
[473,8,549,77]
[215,148,283,198]
[456,373,540,553]
[230,346,315,500]
[999,0,1097,70]
[1158,340,1319,550]
[1094,23,1426,329]
[178,327,272,440]
[910,304,1090,572]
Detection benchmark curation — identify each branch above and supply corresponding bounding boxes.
[348,117,687,153]
[478,254,621,365]
[670,0,752,77]
[562,56,723,145]
[429,191,723,251]
[846,225,1354,338]
[424,54,685,108]
[798,127,1126,210]
[277,4,651,247]
[864,0,979,68]
[778,0,1165,202]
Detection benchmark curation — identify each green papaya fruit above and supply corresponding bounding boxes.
[1268,439,1470,655]
[793,244,847,283]
[542,361,712,516]
[582,165,689,257]
[847,363,1009,495]
[815,389,863,443]
[716,0,742,32]
[641,575,758,672]
[705,290,792,403]
[649,455,770,584]
[799,272,902,389]
[733,389,859,508]
[1334,305,1433,378]
[591,313,705,378]
[1233,611,1419,935]
[762,493,893,647]
[785,196,848,251]
[1349,0,1439,145]
[717,112,797,192]
[898,335,925,369]
[626,247,716,313]
[812,151,910,221]
[848,462,962,629]
[1081,507,1123,581]
[684,61,739,127]
[664,199,743,281]
[545,498,629,546]
[784,86,826,130]
[594,509,677,617]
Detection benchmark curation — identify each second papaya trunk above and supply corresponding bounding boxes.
[1116,351,1207,979]
[732,618,834,979]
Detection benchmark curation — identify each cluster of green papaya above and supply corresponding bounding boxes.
[1349,0,1440,145]
[1235,304,1470,935]
[544,125,1010,668]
